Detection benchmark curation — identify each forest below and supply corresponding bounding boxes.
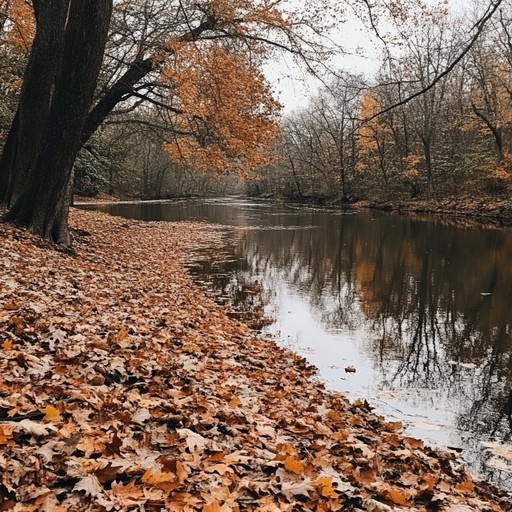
[1,0,512,223]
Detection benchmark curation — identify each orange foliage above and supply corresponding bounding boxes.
[162,43,281,175]
[0,0,34,50]
[356,92,393,172]
[402,153,423,184]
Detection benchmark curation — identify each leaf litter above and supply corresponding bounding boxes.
[0,208,510,511]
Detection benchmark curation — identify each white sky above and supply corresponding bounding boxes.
[266,0,471,114]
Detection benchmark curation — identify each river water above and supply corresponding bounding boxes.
[79,198,512,489]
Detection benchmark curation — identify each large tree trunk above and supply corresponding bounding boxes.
[1,0,113,244]
[0,0,67,203]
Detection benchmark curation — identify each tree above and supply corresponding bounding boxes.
[356,90,396,192]
[1,0,338,244]
[0,0,112,245]
[2,0,505,244]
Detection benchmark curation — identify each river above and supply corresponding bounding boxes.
[79,197,512,489]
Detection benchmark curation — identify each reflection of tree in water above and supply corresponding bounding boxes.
[188,208,512,485]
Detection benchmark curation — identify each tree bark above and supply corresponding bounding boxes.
[1,0,113,244]
[0,0,68,203]
[471,102,504,162]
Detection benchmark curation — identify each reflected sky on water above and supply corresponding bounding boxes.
[79,198,512,489]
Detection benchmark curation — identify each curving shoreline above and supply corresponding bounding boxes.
[0,208,510,511]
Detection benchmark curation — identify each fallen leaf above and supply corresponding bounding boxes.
[315,476,338,498]
[177,428,209,452]
[280,479,313,499]
[141,468,176,485]
[283,456,304,474]
[41,405,62,423]
[203,500,222,512]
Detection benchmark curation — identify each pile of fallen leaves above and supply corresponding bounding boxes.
[0,209,510,511]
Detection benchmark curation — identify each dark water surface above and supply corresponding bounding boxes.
[79,198,512,489]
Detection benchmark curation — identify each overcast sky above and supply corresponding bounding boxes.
[267,0,472,114]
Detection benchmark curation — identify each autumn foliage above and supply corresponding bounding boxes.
[162,43,281,175]
[0,0,34,50]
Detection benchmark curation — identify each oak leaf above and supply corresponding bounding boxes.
[379,486,412,506]
[228,396,241,408]
[404,437,423,450]
[0,424,15,445]
[280,479,314,500]
[203,501,222,512]
[177,428,208,451]
[14,419,57,436]
[455,480,475,494]
[73,475,103,496]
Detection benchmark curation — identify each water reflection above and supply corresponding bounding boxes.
[79,199,512,488]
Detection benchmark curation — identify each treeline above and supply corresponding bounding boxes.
[249,3,512,204]
[2,1,511,203]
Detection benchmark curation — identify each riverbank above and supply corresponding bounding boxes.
[350,195,512,227]
[1,209,510,511]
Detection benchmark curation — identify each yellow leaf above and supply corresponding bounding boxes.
[283,456,304,474]
[41,405,61,423]
[2,339,13,351]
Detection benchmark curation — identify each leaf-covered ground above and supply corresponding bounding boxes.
[0,209,511,511]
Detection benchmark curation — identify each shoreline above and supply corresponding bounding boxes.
[1,208,510,510]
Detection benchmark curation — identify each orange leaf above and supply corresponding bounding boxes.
[283,456,304,474]
[315,477,338,498]
[141,468,176,485]
[116,327,129,342]
[2,339,13,351]
[381,487,412,506]
[3,302,18,311]
[456,480,475,494]
[404,437,423,450]
[0,424,15,446]
[228,396,241,408]
[41,405,61,423]
[385,421,402,432]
